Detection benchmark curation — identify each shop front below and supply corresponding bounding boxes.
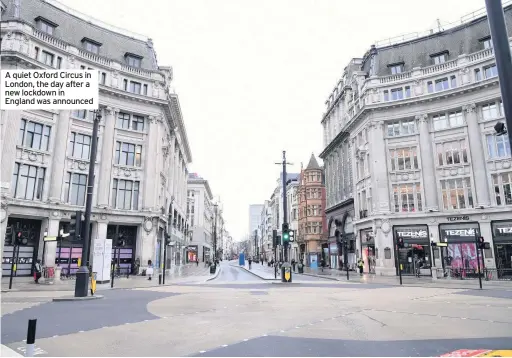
[393,225,431,276]
[359,228,375,274]
[2,217,42,277]
[329,242,338,269]
[439,222,483,279]
[203,247,211,262]
[107,225,138,275]
[187,245,198,263]
[492,220,512,279]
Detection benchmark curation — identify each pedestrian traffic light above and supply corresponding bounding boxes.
[116,233,126,247]
[289,230,295,242]
[477,236,486,250]
[164,231,171,245]
[69,210,83,239]
[272,229,278,248]
[397,238,404,249]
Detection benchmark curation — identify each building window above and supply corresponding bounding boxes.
[112,179,140,210]
[37,19,55,35]
[11,163,46,200]
[34,46,40,60]
[493,172,512,206]
[482,102,499,121]
[432,111,463,131]
[392,183,422,212]
[484,64,498,79]
[115,142,142,167]
[41,51,54,66]
[475,68,482,81]
[432,54,446,64]
[487,134,511,159]
[434,77,449,92]
[125,55,141,68]
[128,81,141,94]
[387,119,415,137]
[441,178,474,210]
[56,56,62,69]
[99,72,106,85]
[71,110,93,120]
[436,140,469,166]
[389,64,403,74]
[65,172,88,206]
[450,75,457,88]
[143,84,148,95]
[405,86,411,98]
[67,132,91,160]
[391,88,404,101]
[83,40,100,54]
[18,119,51,151]
[116,112,145,132]
[389,147,419,171]
[384,90,389,101]
[481,37,493,49]
[427,81,434,93]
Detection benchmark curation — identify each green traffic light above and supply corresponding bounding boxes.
[283,232,289,241]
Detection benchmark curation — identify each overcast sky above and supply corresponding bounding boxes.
[61,0,487,240]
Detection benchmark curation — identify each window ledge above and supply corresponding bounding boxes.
[115,127,146,136]
[16,145,50,156]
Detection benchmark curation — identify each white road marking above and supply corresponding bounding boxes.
[461,317,467,320]
[262,334,268,337]
[295,326,300,328]
[221,345,228,347]
[199,351,206,354]
[144,319,149,322]
[392,310,397,313]
[52,335,58,338]
[280,330,285,333]
[243,339,248,341]
[79,330,85,332]
[488,320,494,322]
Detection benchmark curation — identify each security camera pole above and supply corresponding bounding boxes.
[485,0,512,145]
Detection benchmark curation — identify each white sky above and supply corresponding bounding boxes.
[61,0,487,240]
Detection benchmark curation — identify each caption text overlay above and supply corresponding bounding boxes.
[1,70,99,110]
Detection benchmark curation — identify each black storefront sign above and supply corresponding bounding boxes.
[447,215,470,222]
[439,223,480,243]
[394,226,429,241]
[393,226,430,276]
[492,221,512,240]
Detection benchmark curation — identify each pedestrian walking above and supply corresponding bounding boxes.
[147,259,154,280]
[357,258,364,276]
[248,257,252,270]
[321,258,326,272]
[33,259,42,284]
[196,259,199,266]
[291,259,296,272]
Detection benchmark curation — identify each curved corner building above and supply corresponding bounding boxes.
[0,0,192,278]
[320,4,512,279]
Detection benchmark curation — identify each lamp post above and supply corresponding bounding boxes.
[74,110,101,298]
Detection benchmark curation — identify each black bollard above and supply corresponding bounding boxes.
[26,319,37,357]
[158,273,162,285]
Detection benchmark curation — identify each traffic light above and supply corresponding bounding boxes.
[289,230,295,242]
[272,229,278,248]
[397,238,404,249]
[69,211,83,239]
[164,231,171,246]
[15,231,27,245]
[477,236,486,250]
[282,223,290,244]
[116,234,126,247]
[5,226,13,245]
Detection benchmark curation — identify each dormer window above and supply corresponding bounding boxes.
[430,51,449,65]
[480,36,493,50]
[124,53,143,68]
[35,16,57,36]
[81,37,102,55]
[388,62,404,75]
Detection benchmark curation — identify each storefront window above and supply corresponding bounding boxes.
[393,225,431,276]
[492,221,512,279]
[439,223,484,277]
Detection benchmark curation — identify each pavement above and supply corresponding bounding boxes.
[1,260,511,357]
[1,263,217,292]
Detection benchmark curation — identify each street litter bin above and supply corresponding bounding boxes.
[298,264,304,274]
[210,265,216,274]
[281,263,292,283]
[90,272,97,295]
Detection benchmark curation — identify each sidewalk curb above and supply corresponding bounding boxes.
[205,266,222,282]
[1,344,22,357]
[299,272,341,281]
[235,264,279,281]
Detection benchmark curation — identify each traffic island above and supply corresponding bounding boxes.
[52,295,104,302]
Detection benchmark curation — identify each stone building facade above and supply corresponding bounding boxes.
[298,154,327,268]
[0,0,192,278]
[321,5,512,277]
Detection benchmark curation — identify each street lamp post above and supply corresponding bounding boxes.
[74,110,101,298]
[485,0,512,146]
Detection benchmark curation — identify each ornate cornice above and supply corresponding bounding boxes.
[415,113,428,123]
[463,103,476,113]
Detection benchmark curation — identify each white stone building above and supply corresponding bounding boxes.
[321,4,512,278]
[186,174,215,263]
[0,0,191,278]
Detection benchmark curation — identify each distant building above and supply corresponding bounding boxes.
[298,154,327,267]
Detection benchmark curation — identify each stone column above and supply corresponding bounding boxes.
[97,107,117,207]
[417,114,439,211]
[168,135,176,199]
[1,111,22,197]
[464,103,490,207]
[369,121,391,214]
[91,221,111,282]
[143,116,159,210]
[49,110,71,202]
[43,218,61,268]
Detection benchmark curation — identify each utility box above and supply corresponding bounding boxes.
[281,262,292,283]
[239,253,245,266]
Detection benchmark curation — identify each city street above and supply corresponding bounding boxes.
[1,260,511,357]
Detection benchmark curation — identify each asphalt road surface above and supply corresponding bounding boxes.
[2,262,511,357]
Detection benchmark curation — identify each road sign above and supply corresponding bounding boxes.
[43,236,57,242]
